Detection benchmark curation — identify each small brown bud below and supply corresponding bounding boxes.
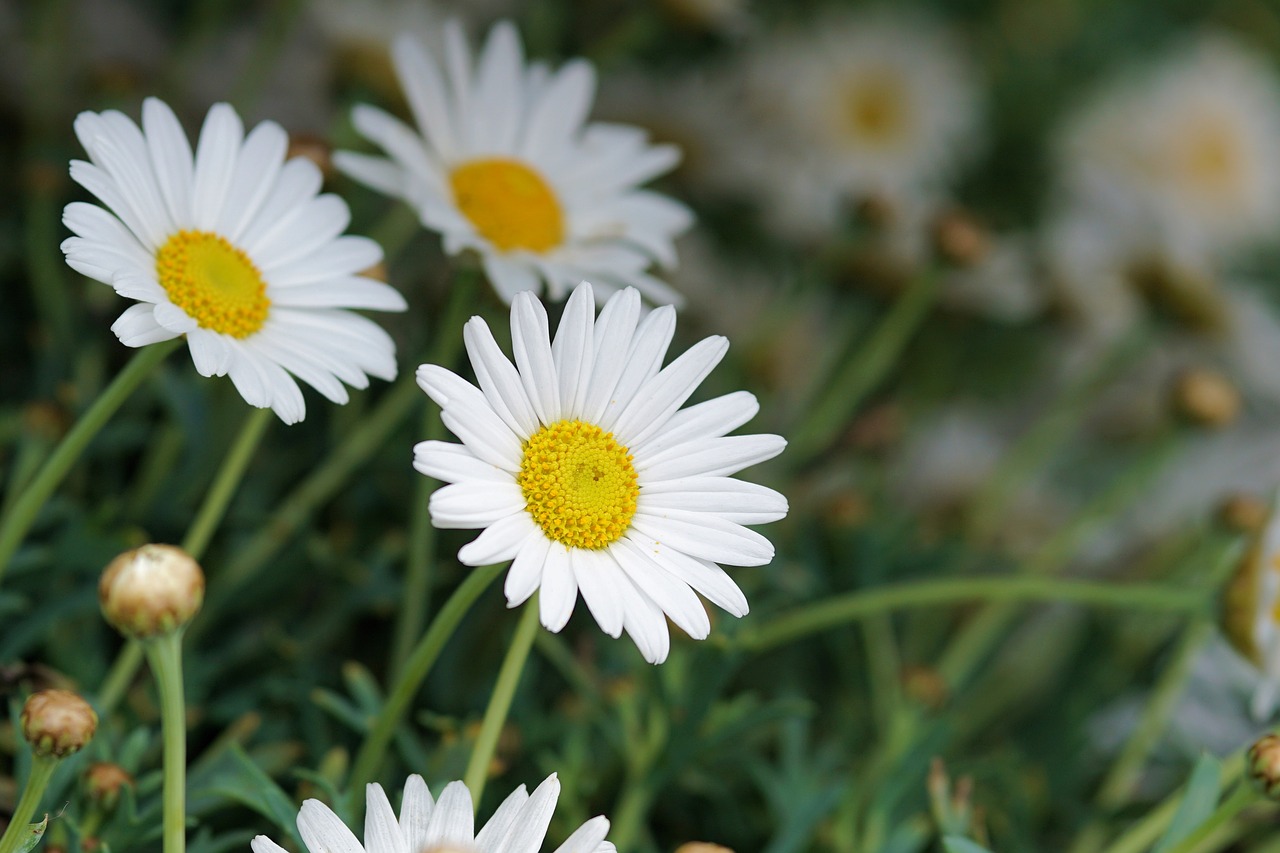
[1219,493,1269,534]
[99,544,205,637]
[84,762,133,810]
[932,210,989,268]
[21,689,97,758]
[1173,368,1241,429]
[360,261,389,283]
[852,193,896,230]
[1249,733,1280,798]
[902,665,949,710]
[675,844,735,853]
[287,133,334,182]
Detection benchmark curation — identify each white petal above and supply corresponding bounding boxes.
[254,194,353,272]
[414,440,511,484]
[334,151,408,200]
[631,511,774,567]
[464,316,540,436]
[475,784,529,851]
[399,775,435,852]
[469,21,525,154]
[638,434,787,480]
[458,513,538,565]
[250,837,289,853]
[483,254,543,303]
[142,97,195,226]
[597,306,674,431]
[392,34,458,159]
[495,774,559,853]
[505,533,552,607]
[578,287,642,423]
[430,482,526,533]
[552,816,611,853]
[539,544,577,631]
[191,103,244,230]
[68,160,159,251]
[269,277,407,312]
[365,783,409,853]
[510,291,561,425]
[186,328,233,377]
[267,236,383,286]
[111,303,179,347]
[425,781,475,848]
[297,800,363,853]
[611,336,728,447]
[611,538,710,640]
[239,158,324,253]
[552,282,595,418]
[630,391,759,458]
[571,549,625,639]
[520,60,595,162]
[638,478,788,525]
[218,119,288,242]
[625,531,749,617]
[619,581,670,664]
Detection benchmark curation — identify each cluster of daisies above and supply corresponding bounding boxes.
[60,16,781,852]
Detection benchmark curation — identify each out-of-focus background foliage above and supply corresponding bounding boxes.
[4,0,1280,851]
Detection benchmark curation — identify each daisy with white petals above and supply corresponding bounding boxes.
[251,773,615,853]
[1223,500,1280,721]
[335,20,693,306]
[414,281,787,664]
[62,97,407,424]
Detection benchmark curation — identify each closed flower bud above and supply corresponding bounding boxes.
[99,544,204,638]
[931,209,989,268]
[1172,368,1241,429]
[21,689,97,758]
[1222,503,1280,719]
[84,762,133,810]
[675,844,735,853]
[1249,734,1280,799]
[1219,493,1269,534]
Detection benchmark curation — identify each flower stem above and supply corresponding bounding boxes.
[1157,783,1260,853]
[739,577,1204,653]
[0,339,178,586]
[347,563,504,799]
[1103,753,1244,853]
[143,631,189,853]
[788,268,938,466]
[463,596,541,807]
[0,754,57,853]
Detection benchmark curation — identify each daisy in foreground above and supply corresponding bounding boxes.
[251,773,614,853]
[335,20,692,305]
[62,97,406,424]
[1223,499,1280,720]
[415,281,787,664]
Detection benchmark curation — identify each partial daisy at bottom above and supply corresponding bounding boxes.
[250,773,614,853]
[61,97,407,424]
[415,281,787,664]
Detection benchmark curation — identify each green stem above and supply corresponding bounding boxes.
[0,339,178,586]
[182,406,273,558]
[607,779,656,851]
[347,563,504,798]
[96,641,144,716]
[1160,784,1260,853]
[1103,753,1244,853]
[789,269,938,466]
[391,409,444,678]
[463,597,541,806]
[0,754,57,853]
[739,577,1204,653]
[143,631,189,853]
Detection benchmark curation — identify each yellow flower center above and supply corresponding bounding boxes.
[517,420,639,550]
[841,72,910,147]
[1177,119,1243,199]
[155,230,270,338]
[449,158,564,253]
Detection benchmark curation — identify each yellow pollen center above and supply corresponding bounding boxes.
[841,73,910,146]
[1178,121,1243,198]
[517,420,639,550]
[155,230,270,338]
[449,158,564,253]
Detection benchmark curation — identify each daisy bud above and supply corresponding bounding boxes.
[675,844,735,853]
[1172,368,1241,429]
[286,132,335,181]
[99,544,205,638]
[84,762,133,810]
[931,209,989,268]
[1219,493,1269,534]
[21,689,97,758]
[1249,734,1280,799]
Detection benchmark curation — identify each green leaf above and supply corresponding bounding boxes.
[1153,753,1222,853]
[16,814,48,853]
[942,838,993,853]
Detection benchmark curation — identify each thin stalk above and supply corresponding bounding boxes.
[463,598,541,806]
[739,577,1204,653]
[144,631,189,853]
[0,755,57,853]
[788,269,938,466]
[347,564,504,798]
[181,406,273,558]
[607,779,656,851]
[97,642,144,716]
[0,339,178,586]
[390,409,444,678]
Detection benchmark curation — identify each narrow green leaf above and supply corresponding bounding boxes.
[1153,753,1222,853]
[16,814,48,853]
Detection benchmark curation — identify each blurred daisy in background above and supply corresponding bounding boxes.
[336,20,693,305]
[1056,34,1280,265]
[61,97,406,423]
[1220,499,1280,720]
[721,9,981,240]
[414,282,787,663]
[252,773,615,853]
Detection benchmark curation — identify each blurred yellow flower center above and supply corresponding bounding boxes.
[841,73,910,146]
[155,230,269,338]
[450,158,564,253]
[1177,120,1243,198]
[517,420,639,550]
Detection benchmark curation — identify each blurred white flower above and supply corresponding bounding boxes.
[414,282,787,664]
[1056,34,1280,262]
[337,20,693,305]
[724,9,981,239]
[251,773,615,853]
[61,98,405,424]
[1221,500,1280,720]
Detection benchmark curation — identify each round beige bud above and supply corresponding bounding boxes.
[1172,368,1241,429]
[1250,733,1280,799]
[21,689,97,758]
[1218,493,1269,535]
[84,762,133,810]
[931,209,989,268]
[100,544,205,637]
[675,844,735,853]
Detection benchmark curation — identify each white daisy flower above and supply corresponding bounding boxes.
[1223,500,1280,720]
[1056,33,1280,261]
[334,20,693,306]
[61,97,407,424]
[414,281,787,664]
[722,9,981,239]
[251,773,615,853]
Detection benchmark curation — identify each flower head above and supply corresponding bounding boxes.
[100,543,205,637]
[250,773,614,853]
[415,282,787,663]
[335,20,692,306]
[21,689,97,758]
[62,97,407,424]
[1223,501,1280,719]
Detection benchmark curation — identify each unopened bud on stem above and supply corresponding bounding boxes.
[1249,733,1280,798]
[99,544,204,638]
[21,689,97,758]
